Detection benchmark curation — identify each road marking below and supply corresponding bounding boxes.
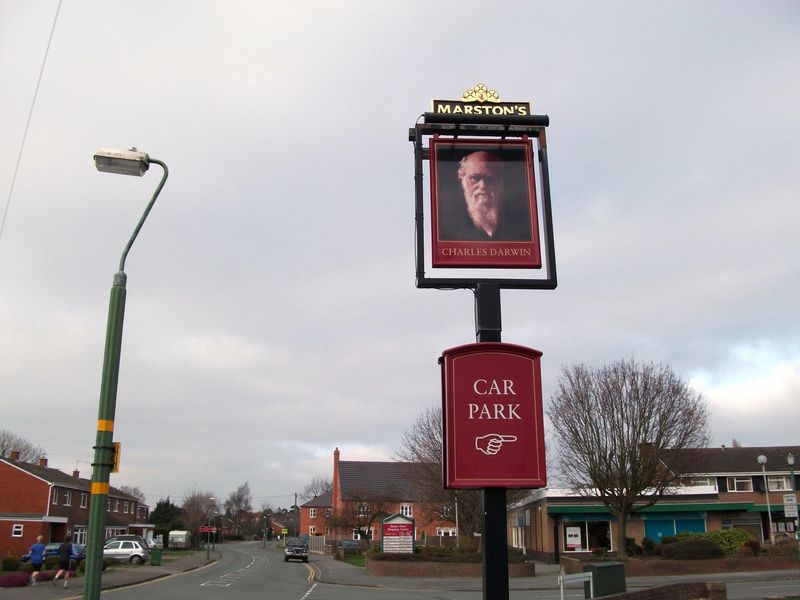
[299,583,316,599]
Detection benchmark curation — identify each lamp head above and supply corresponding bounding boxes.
[757,454,768,466]
[788,452,795,467]
[94,147,150,176]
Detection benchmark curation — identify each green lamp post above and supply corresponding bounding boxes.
[83,148,168,600]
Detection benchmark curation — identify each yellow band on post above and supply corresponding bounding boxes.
[91,483,110,495]
[97,420,114,432]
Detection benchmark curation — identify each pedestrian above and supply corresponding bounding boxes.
[28,534,46,586]
[52,534,73,588]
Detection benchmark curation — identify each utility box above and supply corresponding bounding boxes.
[583,562,626,598]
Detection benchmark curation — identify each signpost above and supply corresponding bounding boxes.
[411,84,556,600]
[382,514,415,554]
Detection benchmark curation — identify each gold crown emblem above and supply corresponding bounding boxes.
[462,83,500,103]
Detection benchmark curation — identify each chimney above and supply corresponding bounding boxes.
[10,451,20,460]
[38,457,48,467]
[73,470,80,478]
[332,447,341,510]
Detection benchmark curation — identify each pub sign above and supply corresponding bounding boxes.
[440,342,546,488]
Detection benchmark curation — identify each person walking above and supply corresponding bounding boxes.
[28,534,46,586]
[52,534,73,588]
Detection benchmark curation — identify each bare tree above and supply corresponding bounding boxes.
[395,406,479,538]
[224,482,253,537]
[328,497,395,543]
[300,476,332,502]
[119,486,146,504]
[547,359,710,557]
[0,430,46,462]
[181,487,218,546]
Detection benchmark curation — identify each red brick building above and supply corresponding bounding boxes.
[299,448,457,546]
[0,452,152,557]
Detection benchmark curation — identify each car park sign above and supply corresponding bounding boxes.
[440,342,546,488]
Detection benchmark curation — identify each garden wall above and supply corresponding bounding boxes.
[365,557,535,578]
[560,555,798,576]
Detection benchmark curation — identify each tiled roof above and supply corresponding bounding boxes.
[662,445,800,475]
[338,460,426,502]
[301,490,332,508]
[2,459,137,500]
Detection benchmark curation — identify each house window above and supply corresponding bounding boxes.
[114,500,120,512]
[124,501,130,513]
[437,527,457,536]
[309,526,316,535]
[325,508,332,517]
[52,489,59,504]
[64,490,72,506]
[442,505,454,518]
[768,476,793,491]
[727,476,753,492]
[73,527,87,545]
[400,503,413,517]
[309,508,316,518]
[357,504,370,517]
[12,524,23,537]
[80,493,88,508]
[352,528,374,540]
[687,477,716,487]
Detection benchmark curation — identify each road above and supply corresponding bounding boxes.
[100,542,800,600]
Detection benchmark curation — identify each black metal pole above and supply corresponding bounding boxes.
[474,283,509,600]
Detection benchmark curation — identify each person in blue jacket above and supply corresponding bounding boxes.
[28,535,46,586]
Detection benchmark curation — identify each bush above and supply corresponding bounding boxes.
[740,539,761,557]
[591,547,608,557]
[660,535,678,545]
[705,529,753,555]
[19,562,33,574]
[765,537,799,557]
[641,537,655,556]
[1,556,19,572]
[44,556,58,570]
[0,571,31,588]
[662,538,724,560]
[625,537,643,556]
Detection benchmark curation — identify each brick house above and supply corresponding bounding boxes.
[298,448,456,546]
[0,452,152,557]
[508,445,799,563]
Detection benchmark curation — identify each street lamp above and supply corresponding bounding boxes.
[207,498,216,560]
[757,454,774,545]
[83,148,168,600]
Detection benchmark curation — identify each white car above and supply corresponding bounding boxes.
[103,540,150,564]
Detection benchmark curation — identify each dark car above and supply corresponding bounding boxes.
[283,537,309,562]
[21,543,86,564]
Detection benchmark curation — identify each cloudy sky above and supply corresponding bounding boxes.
[2,1,798,510]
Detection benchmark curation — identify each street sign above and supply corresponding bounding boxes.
[440,342,546,488]
[784,493,798,518]
[199,526,217,533]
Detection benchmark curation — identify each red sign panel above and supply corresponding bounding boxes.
[440,342,546,488]
[384,523,414,537]
[429,139,541,269]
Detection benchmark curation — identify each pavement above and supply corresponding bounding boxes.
[2,545,798,598]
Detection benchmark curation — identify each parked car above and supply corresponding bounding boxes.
[283,537,309,562]
[337,540,360,554]
[105,534,152,549]
[21,543,86,564]
[103,540,150,564]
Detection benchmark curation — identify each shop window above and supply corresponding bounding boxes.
[727,476,753,492]
[563,521,611,552]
